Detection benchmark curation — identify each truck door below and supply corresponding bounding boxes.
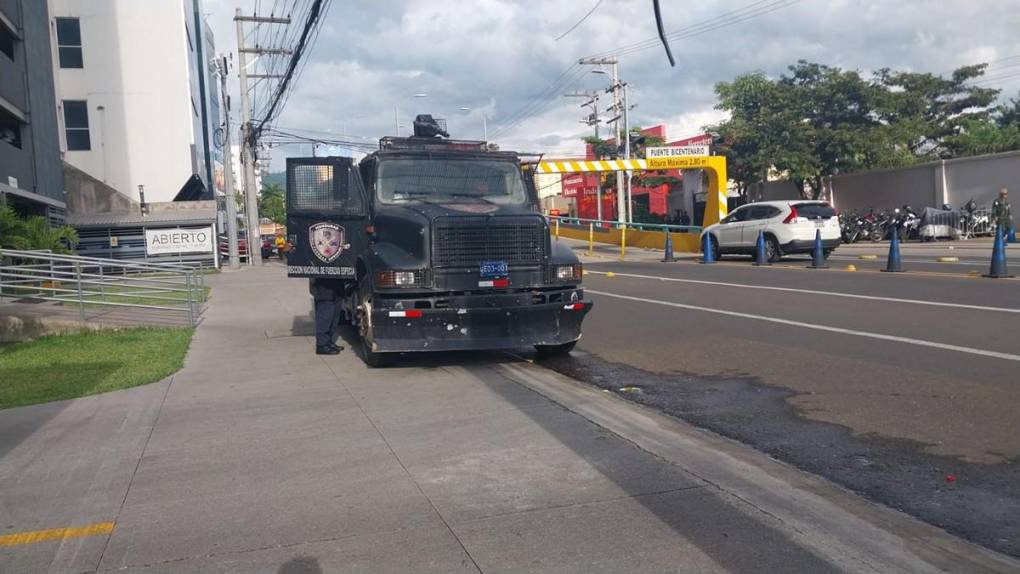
[285,157,368,279]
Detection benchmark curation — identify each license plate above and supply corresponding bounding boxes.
[479,260,508,278]
[814,220,825,228]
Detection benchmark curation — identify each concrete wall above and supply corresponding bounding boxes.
[64,161,136,214]
[48,0,211,203]
[943,151,1020,209]
[831,164,936,212]
[830,151,1020,212]
[0,0,64,206]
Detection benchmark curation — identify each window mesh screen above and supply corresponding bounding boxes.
[288,162,363,213]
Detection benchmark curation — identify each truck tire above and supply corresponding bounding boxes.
[535,341,577,358]
[355,284,392,368]
[360,337,392,368]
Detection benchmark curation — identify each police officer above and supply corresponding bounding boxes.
[992,188,1012,240]
[310,278,345,355]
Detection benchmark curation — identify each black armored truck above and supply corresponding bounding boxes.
[285,115,592,366]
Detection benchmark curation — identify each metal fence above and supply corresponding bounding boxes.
[552,216,702,235]
[0,249,206,327]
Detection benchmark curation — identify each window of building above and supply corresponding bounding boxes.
[0,107,22,149]
[55,17,83,68]
[63,100,90,151]
[0,20,15,61]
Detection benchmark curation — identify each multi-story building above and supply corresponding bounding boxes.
[47,0,219,204]
[0,0,65,222]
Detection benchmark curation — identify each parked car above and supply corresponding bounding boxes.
[218,233,249,260]
[700,200,841,262]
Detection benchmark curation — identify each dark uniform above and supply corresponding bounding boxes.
[310,278,346,354]
[991,192,1012,240]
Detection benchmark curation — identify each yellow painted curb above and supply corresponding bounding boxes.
[936,257,959,263]
[605,272,616,278]
[858,254,878,260]
[846,264,857,271]
[0,522,114,547]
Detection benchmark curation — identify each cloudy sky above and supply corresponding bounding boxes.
[202,0,1020,170]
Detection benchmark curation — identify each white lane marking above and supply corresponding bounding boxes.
[586,289,1020,362]
[585,271,1020,314]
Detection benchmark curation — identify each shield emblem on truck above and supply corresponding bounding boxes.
[309,222,348,263]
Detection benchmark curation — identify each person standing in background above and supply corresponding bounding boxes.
[992,188,1013,242]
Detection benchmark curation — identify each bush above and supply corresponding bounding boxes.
[0,205,79,253]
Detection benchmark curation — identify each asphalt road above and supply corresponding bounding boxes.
[540,241,1020,557]
[14,264,1019,573]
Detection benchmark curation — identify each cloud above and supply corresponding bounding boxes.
[204,0,1020,170]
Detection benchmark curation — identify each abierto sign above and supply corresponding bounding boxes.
[645,145,710,159]
[145,226,214,255]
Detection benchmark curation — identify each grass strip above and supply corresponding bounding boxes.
[0,327,193,409]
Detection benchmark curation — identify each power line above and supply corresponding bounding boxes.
[488,0,801,141]
[555,0,603,41]
[583,0,795,60]
[253,0,327,138]
[487,65,589,138]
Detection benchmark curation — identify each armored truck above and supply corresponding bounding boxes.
[285,115,591,366]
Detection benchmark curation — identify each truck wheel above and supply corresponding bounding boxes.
[360,338,392,368]
[356,288,392,368]
[535,341,577,358]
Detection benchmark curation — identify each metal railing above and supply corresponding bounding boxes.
[549,216,702,235]
[0,249,206,327]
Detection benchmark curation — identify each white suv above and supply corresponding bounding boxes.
[700,201,841,262]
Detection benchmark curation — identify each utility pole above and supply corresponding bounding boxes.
[579,57,625,224]
[234,9,291,265]
[623,83,632,223]
[216,55,240,269]
[565,91,603,221]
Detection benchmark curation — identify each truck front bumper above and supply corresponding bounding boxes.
[368,299,592,353]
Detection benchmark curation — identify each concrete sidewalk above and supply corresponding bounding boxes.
[2,263,1017,573]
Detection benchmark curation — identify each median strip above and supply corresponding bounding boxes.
[0,522,114,547]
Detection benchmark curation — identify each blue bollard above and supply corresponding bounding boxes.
[983,225,1013,278]
[807,229,829,269]
[700,233,715,264]
[753,230,770,266]
[881,227,904,272]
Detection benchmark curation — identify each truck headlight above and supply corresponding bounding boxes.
[555,264,582,281]
[377,270,426,288]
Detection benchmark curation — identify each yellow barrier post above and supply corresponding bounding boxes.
[588,222,594,256]
[555,218,560,241]
[620,224,627,260]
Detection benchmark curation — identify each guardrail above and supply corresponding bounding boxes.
[546,216,703,258]
[0,249,206,327]
[549,216,702,235]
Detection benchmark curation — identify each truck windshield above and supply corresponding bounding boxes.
[377,158,527,205]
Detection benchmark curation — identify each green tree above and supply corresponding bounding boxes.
[995,92,1020,128]
[710,71,818,197]
[874,64,1000,158]
[259,182,285,225]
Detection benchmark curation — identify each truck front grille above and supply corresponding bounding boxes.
[432,216,546,269]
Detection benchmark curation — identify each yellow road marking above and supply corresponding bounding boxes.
[0,522,114,547]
